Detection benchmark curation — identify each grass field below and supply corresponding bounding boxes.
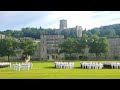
[1,60,120,79]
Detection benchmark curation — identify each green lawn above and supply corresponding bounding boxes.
[1,60,120,79]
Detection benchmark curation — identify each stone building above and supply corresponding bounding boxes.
[32,39,41,60]
[108,38,120,59]
[39,35,64,60]
[0,34,6,39]
[59,19,67,30]
[56,19,83,38]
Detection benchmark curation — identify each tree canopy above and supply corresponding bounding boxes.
[88,35,110,59]
[0,37,18,62]
[19,38,37,61]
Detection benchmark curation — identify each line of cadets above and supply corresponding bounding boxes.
[55,62,74,69]
[0,62,11,68]
[12,57,32,71]
[10,61,120,70]
[55,61,120,69]
[103,62,120,69]
[80,62,103,69]
[12,62,33,71]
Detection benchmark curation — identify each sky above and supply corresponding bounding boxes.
[0,11,120,31]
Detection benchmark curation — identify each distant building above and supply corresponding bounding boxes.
[0,34,6,39]
[56,19,83,38]
[60,19,67,30]
[108,38,120,59]
[63,26,82,38]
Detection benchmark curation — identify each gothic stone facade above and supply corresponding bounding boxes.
[39,35,64,60]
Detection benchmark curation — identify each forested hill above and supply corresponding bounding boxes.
[84,24,120,38]
[0,27,57,39]
[1,23,120,39]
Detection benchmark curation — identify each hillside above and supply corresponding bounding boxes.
[85,24,120,38]
[1,23,120,39]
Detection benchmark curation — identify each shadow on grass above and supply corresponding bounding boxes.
[74,67,81,69]
[44,66,56,69]
[44,66,113,69]
[44,66,82,69]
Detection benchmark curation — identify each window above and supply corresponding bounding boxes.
[55,49,58,53]
[52,55,55,59]
[55,41,58,44]
[47,41,55,44]
[51,49,54,53]
[47,49,50,53]
[47,56,49,59]
[48,39,54,40]
[47,39,49,41]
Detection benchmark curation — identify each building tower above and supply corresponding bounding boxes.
[76,26,82,38]
[59,19,67,30]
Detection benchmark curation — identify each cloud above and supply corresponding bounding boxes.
[0,11,120,31]
[0,11,51,30]
[89,11,120,28]
[41,11,94,29]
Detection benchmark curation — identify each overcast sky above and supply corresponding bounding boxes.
[0,11,120,31]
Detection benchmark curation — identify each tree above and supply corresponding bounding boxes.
[0,37,18,62]
[88,35,99,59]
[108,29,117,38]
[90,28,100,36]
[98,37,110,59]
[59,38,77,59]
[76,34,88,57]
[3,30,13,37]
[13,30,23,38]
[86,31,92,37]
[88,35,109,59]
[19,38,37,61]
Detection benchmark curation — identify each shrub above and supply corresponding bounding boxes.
[79,56,88,60]
[114,56,119,60]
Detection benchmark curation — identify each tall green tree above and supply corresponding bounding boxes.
[98,37,110,59]
[19,38,37,61]
[88,35,109,59]
[3,30,13,37]
[88,35,99,59]
[59,38,77,59]
[76,34,88,56]
[108,29,117,38]
[0,37,18,62]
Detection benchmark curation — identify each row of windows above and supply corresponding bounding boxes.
[47,55,58,59]
[41,36,64,38]
[47,45,59,47]
[47,49,59,54]
[47,39,58,41]
[47,42,59,44]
